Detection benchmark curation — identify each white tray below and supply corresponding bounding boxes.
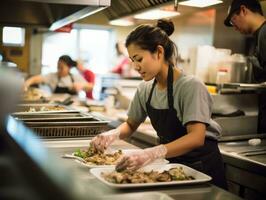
[74,149,169,168]
[90,164,212,188]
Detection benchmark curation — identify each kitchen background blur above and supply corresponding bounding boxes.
[0,1,266,200]
[1,0,262,87]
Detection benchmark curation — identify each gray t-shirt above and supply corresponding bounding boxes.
[43,72,87,92]
[127,73,222,140]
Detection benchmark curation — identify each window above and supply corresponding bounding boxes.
[79,28,112,73]
[2,27,25,46]
[41,25,114,75]
[42,30,78,74]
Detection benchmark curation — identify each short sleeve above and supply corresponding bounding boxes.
[181,79,212,126]
[127,85,147,124]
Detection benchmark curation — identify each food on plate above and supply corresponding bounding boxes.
[28,106,65,112]
[74,145,122,165]
[101,167,194,184]
[23,88,44,101]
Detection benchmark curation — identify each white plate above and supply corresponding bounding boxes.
[90,164,212,188]
[74,149,169,168]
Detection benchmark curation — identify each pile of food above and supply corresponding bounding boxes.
[102,167,194,184]
[23,88,44,101]
[28,106,65,112]
[74,145,123,165]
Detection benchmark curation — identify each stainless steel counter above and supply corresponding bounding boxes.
[41,138,241,200]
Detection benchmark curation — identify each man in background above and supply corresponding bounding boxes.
[224,0,266,133]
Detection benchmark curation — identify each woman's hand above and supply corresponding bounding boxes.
[116,145,167,171]
[91,129,121,152]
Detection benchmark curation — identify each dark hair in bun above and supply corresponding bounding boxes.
[59,55,77,68]
[157,19,174,36]
[126,19,177,66]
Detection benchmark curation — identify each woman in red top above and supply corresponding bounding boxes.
[76,61,95,99]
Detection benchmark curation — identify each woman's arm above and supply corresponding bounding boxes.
[164,122,206,158]
[117,117,141,139]
[24,75,44,89]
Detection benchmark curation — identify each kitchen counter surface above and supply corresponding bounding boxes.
[42,138,241,200]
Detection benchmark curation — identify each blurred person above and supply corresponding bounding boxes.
[24,55,89,95]
[76,59,95,99]
[91,19,227,189]
[224,0,266,133]
[111,41,137,77]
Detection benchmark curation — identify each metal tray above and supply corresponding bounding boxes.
[13,113,94,122]
[14,103,76,114]
[25,120,109,138]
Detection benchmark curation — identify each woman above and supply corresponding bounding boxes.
[76,60,95,99]
[91,19,227,189]
[24,55,89,95]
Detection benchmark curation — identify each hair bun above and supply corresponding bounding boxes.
[156,19,174,36]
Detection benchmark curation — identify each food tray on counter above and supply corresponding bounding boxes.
[74,149,169,168]
[13,104,78,114]
[90,164,211,189]
[13,113,94,122]
[21,88,49,104]
[22,113,110,138]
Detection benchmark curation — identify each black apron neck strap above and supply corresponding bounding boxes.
[69,73,74,83]
[147,65,174,108]
[167,65,174,109]
[147,79,157,104]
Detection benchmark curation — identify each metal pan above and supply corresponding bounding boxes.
[13,104,79,115]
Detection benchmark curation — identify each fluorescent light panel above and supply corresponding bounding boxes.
[179,0,223,8]
[109,18,134,26]
[134,9,180,20]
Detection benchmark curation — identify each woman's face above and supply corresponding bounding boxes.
[57,60,70,77]
[127,43,162,81]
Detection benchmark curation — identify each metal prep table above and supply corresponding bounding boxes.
[1,117,241,200]
[42,138,241,200]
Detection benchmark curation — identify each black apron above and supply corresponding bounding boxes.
[54,74,77,95]
[146,66,227,189]
[253,22,266,133]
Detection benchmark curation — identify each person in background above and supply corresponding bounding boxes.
[111,41,137,77]
[24,55,89,95]
[91,19,227,189]
[224,0,266,133]
[76,60,95,99]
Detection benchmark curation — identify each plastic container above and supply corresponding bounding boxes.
[216,68,230,84]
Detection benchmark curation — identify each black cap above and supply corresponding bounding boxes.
[224,0,262,27]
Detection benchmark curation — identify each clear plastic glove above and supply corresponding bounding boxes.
[116,145,167,171]
[91,129,120,152]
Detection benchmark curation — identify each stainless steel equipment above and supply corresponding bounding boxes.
[25,120,109,138]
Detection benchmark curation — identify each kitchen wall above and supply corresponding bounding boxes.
[0,27,31,72]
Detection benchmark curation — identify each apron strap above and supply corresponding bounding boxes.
[167,65,174,109]
[147,65,174,108]
[147,79,157,105]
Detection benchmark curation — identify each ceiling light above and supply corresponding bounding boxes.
[179,0,223,8]
[134,9,180,20]
[109,18,135,26]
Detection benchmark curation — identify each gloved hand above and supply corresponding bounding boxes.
[116,144,167,171]
[91,129,120,152]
